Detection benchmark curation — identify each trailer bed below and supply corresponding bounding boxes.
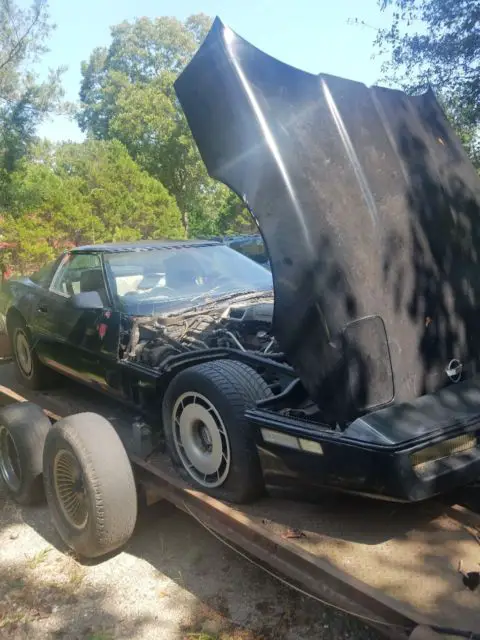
[0,362,479,639]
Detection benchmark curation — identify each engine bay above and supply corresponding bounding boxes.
[118,293,330,426]
[122,295,280,369]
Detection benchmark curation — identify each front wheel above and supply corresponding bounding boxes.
[162,360,272,503]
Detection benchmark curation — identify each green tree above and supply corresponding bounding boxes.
[214,192,259,237]
[0,0,65,196]
[375,0,480,164]
[77,14,246,235]
[3,139,184,271]
[77,14,211,137]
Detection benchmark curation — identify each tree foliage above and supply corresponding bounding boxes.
[0,0,65,187]
[376,0,480,164]
[77,14,247,235]
[2,139,184,272]
[77,14,211,137]
[1,8,257,276]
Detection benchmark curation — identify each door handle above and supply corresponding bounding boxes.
[37,304,48,313]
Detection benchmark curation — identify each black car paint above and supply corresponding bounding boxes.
[174,18,480,427]
[3,256,121,395]
[1,242,480,502]
[0,242,283,414]
[250,378,480,501]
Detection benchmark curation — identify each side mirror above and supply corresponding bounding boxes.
[70,290,104,310]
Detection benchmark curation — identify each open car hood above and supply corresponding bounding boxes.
[175,18,480,423]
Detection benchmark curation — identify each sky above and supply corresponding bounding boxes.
[33,0,394,142]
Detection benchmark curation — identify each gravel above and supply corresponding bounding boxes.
[0,480,381,640]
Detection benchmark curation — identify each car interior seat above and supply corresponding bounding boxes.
[164,254,200,290]
[137,272,164,291]
[79,269,108,305]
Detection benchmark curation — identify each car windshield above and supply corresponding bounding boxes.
[228,236,270,268]
[104,244,273,306]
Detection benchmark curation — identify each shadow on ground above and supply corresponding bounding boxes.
[0,481,380,640]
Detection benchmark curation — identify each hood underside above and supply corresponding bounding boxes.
[174,18,480,422]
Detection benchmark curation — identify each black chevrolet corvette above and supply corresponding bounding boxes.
[1,18,480,504]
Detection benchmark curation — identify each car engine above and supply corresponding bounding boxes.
[124,296,279,368]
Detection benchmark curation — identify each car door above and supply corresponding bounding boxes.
[35,252,120,391]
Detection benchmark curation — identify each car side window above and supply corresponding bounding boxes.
[50,253,106,300]
[29,257,63,289]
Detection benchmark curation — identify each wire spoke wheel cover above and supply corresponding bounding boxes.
[0,425,22,492]
[43,413,137,559]
[15,330,33,378]
[172,392,231,488]
[53,449,88,530]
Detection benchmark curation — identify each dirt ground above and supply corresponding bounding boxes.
[0,478,382,640]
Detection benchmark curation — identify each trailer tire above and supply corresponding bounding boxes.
[43,412,137,559]
[163,360,272,504]
[0,402,51,505]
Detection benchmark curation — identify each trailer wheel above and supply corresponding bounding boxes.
[9,316,54,390]
[43,413,137,559]
[0,402,51,505]
[163,360,272,503]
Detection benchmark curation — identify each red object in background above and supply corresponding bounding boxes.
[0,242,16,281]
[52,239,75,250]
[2,266,12,280]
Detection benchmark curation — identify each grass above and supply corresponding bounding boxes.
[183,632,266,640]
[26,547,51,569]
[181,598,267,640]
[0,539,89,636]
[65,559,86,592]
[0,611,29,629]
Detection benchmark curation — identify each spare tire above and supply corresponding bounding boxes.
[0,402,51,505]
[43,412,138,559]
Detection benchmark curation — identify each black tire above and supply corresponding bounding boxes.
[43,412,138,559]
[162,360,272,503]
[0,402,51,505]
[9,317,54,390]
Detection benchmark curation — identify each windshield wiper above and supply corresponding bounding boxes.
[191,285,223,301]
[192,288,271,304]
[162,289,272,318]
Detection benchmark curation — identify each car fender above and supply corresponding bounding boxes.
[3,282,39,337]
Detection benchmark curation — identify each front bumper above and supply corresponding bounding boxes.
[247,378,480,502]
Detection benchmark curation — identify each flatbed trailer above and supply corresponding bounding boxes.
[0,362,479,640]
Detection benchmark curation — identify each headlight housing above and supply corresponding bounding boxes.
[411,433,477,472]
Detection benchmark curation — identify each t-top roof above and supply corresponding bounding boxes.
[72,240,220,253]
